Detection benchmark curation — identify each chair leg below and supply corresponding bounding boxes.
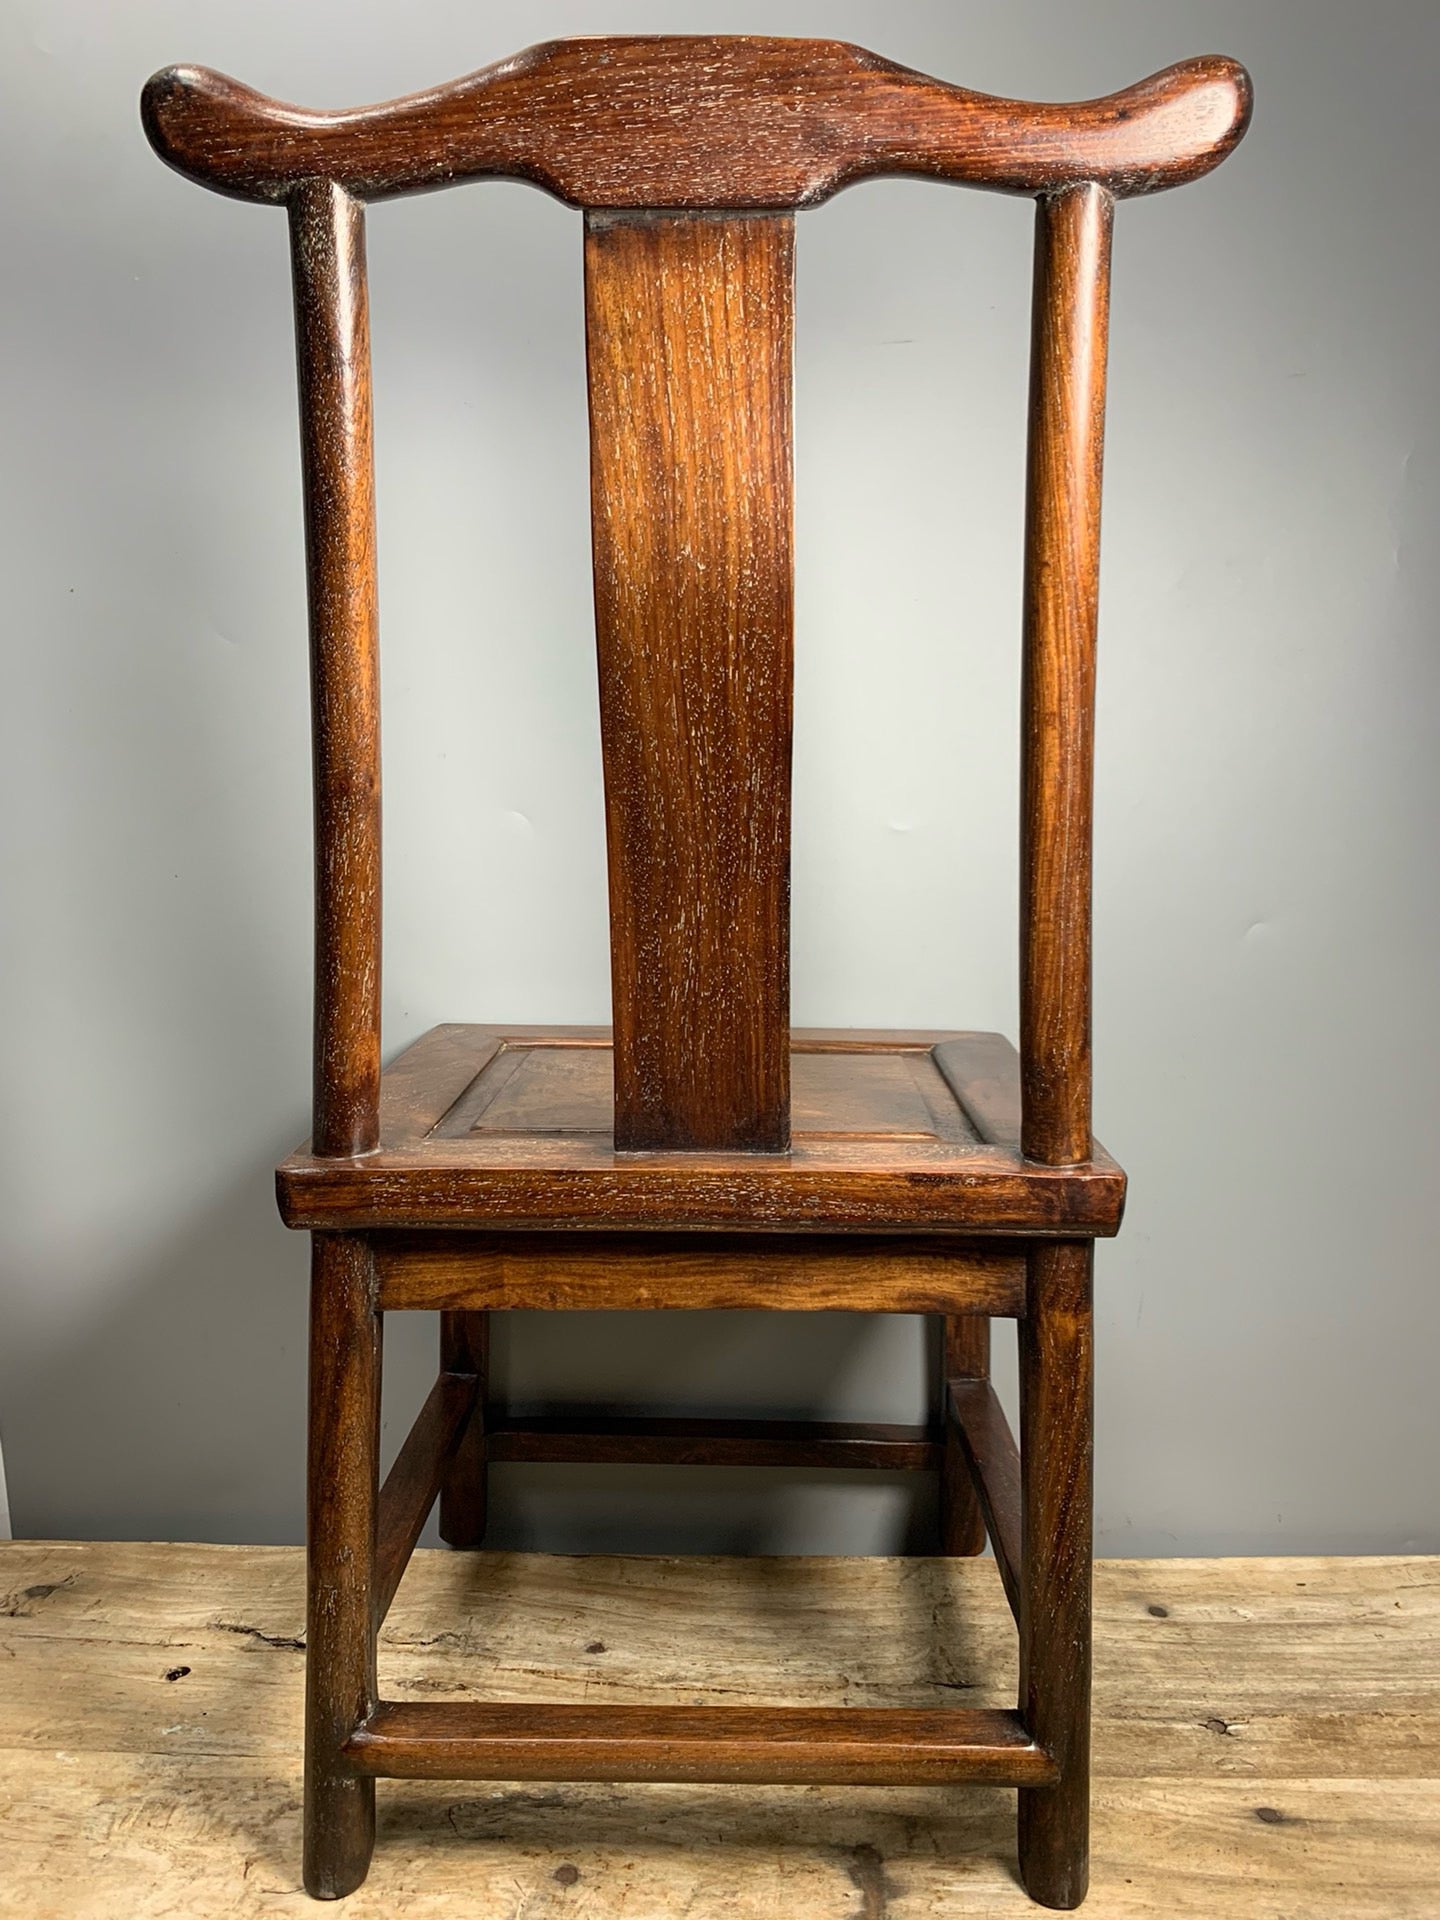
[305,1234,382,1900]
[940,1314,990,1554]
[1017,1243,1093,1910]
[439,1310,490,1548]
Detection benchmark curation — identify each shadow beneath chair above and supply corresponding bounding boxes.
[378,1550,1017,1718]
[159,1758,1018,1905]
[375,1777,1019,1900]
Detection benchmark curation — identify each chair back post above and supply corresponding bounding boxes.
[1019,183,1113,1168]
[139,41,1251,1166]
[289,179,382,1158]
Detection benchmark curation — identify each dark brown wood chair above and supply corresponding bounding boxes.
[141,37,1250,1908]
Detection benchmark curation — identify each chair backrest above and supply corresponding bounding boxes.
[142,37,1250,1161]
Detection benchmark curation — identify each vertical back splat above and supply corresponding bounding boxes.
[584,212,796,1153]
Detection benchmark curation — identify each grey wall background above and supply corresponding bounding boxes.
[2,0,1437,1556]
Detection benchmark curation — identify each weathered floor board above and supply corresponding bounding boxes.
[1,1543,1437,1915]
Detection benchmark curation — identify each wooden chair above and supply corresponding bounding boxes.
[141,37,1250,1908]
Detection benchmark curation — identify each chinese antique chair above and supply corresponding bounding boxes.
[141,37,1250,1908]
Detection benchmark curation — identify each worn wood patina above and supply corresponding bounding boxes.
[141,35,1251,1906]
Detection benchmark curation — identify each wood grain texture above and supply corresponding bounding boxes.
[141,38,1251,209]
[281,1153,1123,1236]
[345,1700,1052,1786]
[276,1025,1127,1235]
[5,1544,1437,1754]
[372,1231,1027,1316]
[1019,185,1113,1167]
[949,1377,1023,1621]
[940,1316,991,1555]
[290,181,382,1159]
[304,1235,380,1898]
[586,212,794,1151]
[1019,1242,1095,1909]
[430,1032,985,1146]
[138,35,1257,1907]
[373,1372,474,1623]
[437,1311,488,1550]
[484,1415,942,1472]
[4,1545,1439,1917]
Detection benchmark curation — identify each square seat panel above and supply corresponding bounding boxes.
[277,1026,1125,1236]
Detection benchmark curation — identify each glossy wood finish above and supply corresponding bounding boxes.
[1019,1242,1095,1909]
[373,1230,1028,1316]
[303,1235,379,1899]
[289,182,381,1159]
[941,1316,991,1555]
[276,1024,1127,1235]
[373,1371,475,1622]
[486,1415,941,1473]
[437,1312,488,1550]
[284,1154,1118,1236]
[345,1701,1055,1787]
[1010,176,1111,1906]
[949,1376,1024,1623]
[142,31,1249,1910]
[142,39,1251,210]
[1020,184,1113,1168]
[585,212,793,1150]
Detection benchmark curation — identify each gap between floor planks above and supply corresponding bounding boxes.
[1,1543,1437,1917]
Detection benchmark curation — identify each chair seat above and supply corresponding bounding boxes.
[277,1025,1125,1236]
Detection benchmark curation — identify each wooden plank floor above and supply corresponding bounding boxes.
[1,1544,1436,1916]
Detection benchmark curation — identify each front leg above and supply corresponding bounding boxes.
[1017,1242,1093,1909]
[305,1233,382,1899]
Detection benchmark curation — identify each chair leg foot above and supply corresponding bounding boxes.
[303,1771,376,1900]
[305,1233,382,1899]
[1018,1779,1089,1909]
[1016,1243,1093,1909]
